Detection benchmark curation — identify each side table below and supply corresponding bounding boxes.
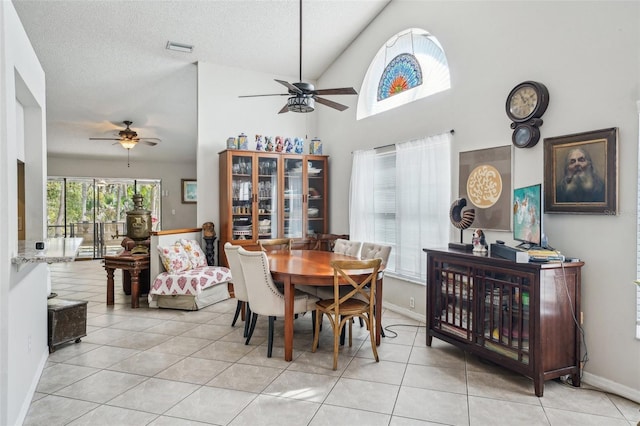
[104,251,150,308]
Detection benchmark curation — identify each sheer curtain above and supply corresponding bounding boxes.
[350,132,451,281]
[349,149,376,241]
[395,133,451,280]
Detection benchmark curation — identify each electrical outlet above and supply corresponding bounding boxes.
[409,297,415,308]
[580,311,584,324]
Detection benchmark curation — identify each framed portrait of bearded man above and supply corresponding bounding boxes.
[544,127,617,214]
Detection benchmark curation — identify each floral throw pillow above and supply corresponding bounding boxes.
[157,244,192,273]
[179,238,208,268]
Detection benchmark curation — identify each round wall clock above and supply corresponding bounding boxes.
[506,81,549,148]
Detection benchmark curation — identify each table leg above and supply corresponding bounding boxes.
[375,277,383,345]
[106,267,115,305]
[284,276,294,361]
[130,268,141,309]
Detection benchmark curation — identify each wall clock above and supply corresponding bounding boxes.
[506,81,549,148]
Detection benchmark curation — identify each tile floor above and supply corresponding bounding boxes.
[24,260,640,426]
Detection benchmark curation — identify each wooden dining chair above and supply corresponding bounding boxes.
[333,239,362,257]
[223,243,251,338]
[258,238,292,252]
[312,258,382,370]
[356,242,392,334]
[237,247,319,357]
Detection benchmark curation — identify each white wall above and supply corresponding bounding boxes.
[318,0,640,401]
[0,2,48,425]
[48,156,197,230]
[196,62,317,230]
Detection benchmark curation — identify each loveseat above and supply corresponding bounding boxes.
[149,228,232,310]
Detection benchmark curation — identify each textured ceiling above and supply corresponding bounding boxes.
[12,0,389,164]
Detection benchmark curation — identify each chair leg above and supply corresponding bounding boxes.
[311,311,316,337]
[333,317,341,370]
[367,313,379,362]
[340,315,346,346]
[267,316,275,358]
[245,312,258,345]
[312,311,322,352]
[243,304,252,338]
[231,300,243,327]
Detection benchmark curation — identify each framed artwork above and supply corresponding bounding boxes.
[181,179,197,204]
[459,145,512,231]
[544,127,617,214]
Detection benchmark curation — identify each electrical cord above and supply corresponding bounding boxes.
[382,323,426,338]
[560,262,589,384]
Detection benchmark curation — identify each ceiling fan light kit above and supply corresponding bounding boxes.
[240,0,357,113]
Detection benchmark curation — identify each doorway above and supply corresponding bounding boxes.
[47,177,161,259]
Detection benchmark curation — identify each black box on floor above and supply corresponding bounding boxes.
[47,298,87,353]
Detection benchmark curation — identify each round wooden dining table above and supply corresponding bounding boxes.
[267,249,385,361]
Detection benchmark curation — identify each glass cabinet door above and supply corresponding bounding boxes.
[231,153,254,241]
[283,157,304,238]
[306,158,326,237]
[257,156,279,239]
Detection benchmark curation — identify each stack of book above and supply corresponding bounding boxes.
[527,249,564,262]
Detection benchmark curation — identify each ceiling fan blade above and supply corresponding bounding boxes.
[275,79,302,94]
[139,140,159,146]
[239,93,289,98]
[278,103,290,114]
[315,96,349,111]
[314,87,358,96]
[89,137,120,141]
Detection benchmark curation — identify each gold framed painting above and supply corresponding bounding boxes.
[543,127,617,214]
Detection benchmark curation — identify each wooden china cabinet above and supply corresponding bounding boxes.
[424,247,583,397]
[219,149,329,265]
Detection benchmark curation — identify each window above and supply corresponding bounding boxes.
[350,132,452,282]
[357,28,451,120]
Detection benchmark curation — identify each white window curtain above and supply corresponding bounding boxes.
[395,134,451,280]
[349,149,376,241]
[350,132,451,282]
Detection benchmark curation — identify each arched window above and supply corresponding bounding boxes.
[357,28,450,120]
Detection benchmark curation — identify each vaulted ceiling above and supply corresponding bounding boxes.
[13,0,390,163]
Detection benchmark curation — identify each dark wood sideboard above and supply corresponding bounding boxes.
[424,247,583,396]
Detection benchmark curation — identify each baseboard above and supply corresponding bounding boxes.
[582,371,640,404]
[383,302,640,405]
[383,301,426,324]
[15,348,49,426]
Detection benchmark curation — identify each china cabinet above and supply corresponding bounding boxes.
[424,247,583,397]
[219,149,328,264]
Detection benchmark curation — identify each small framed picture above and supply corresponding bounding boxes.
[181,179,197,204]
[543,127,618,214]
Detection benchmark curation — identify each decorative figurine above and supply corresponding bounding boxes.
[265,136,274,151]
[472,228,488,252]
[284,137,294,153]
[275,136,284,152]
[294,137,304,154]
[255,134,264,151]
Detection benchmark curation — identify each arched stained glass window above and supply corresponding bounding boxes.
[357,28,450,120]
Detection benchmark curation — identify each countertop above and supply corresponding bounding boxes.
[12,238,84,265]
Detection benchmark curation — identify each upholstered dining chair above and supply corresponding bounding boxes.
[357,242,392,334]
[258,238,292,252]
[237,247,319,357]
[312,258,382,370]
[333,238,362,257]
[223,243,251,338]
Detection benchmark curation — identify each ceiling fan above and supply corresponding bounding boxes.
[239,0,357,114]
[89,120,161,150]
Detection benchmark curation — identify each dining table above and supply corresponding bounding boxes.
[267,249,385,361]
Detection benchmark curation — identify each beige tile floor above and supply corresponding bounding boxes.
[24,260,640,426]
